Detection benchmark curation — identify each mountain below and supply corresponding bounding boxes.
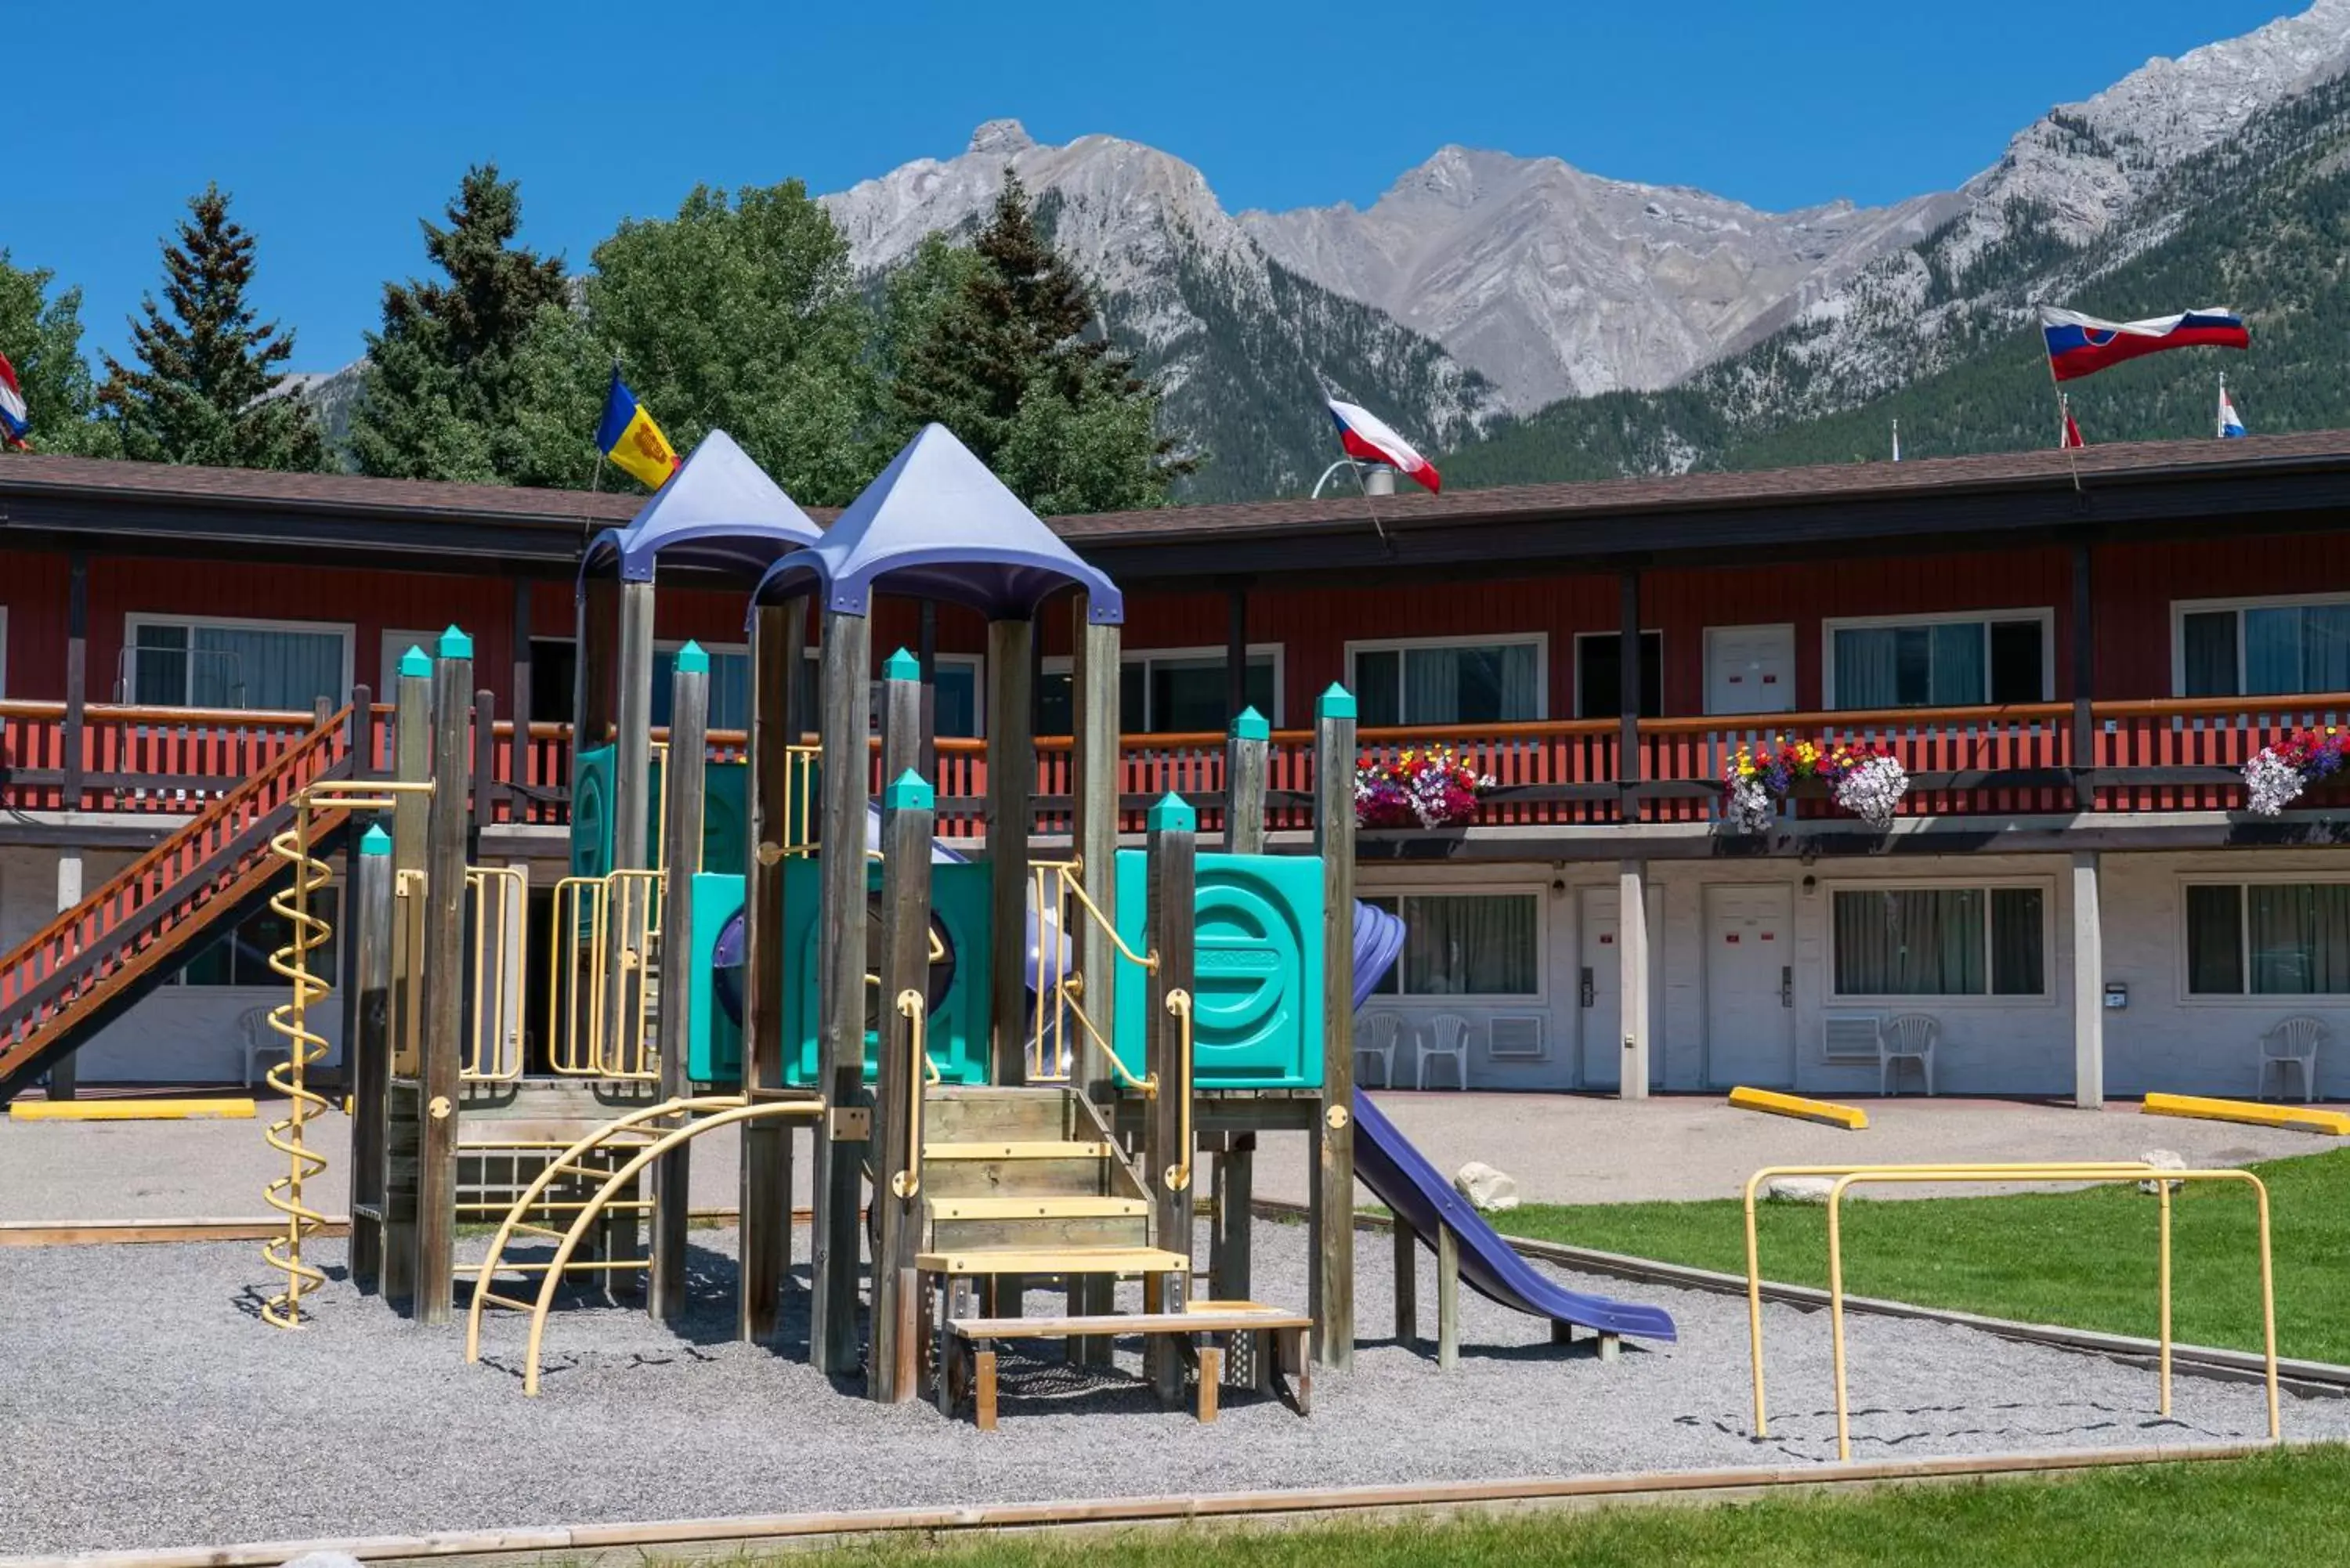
[1448,0,2350,484]
[820,120,1503,502]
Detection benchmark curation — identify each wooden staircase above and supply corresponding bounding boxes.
[0,708,356,1101]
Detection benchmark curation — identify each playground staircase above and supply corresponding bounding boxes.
[0,709,356,1102]
[916,1085,1184,1281]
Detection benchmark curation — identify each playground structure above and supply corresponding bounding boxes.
[262,421,1677,1420]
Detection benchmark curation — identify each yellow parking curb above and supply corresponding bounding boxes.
[1728,1086,1868,1130]
[9,1097,257,1122]
[2141,1092,2348,1136]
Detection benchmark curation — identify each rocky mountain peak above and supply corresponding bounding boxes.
[967,118,1036,157]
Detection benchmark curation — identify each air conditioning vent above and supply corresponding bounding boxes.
[1822,1013,1882,1064]
[1488,1014,1546,1060]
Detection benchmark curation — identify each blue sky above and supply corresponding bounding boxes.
[6,0,2306,369]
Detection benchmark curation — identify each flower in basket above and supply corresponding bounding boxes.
[2241,725,2349,815]
[1354,744,1495,829]
[1724,737,1910,833]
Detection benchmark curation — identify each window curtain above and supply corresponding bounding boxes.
[2182,612,2239,698]
[1400,894,1538,995]
[2249,883,2350,994]
[2243,605,2350,695]
[189,625,345,710]
[1834,888,1986,994]
[1988,887,2044,995]
[1401,644,1538,724]
[2185,884,2247,994]
[1834,624,1986,708]
[649,650,752,730]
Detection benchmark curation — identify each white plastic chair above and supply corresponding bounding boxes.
[1355,1011,1405,1089]
[1878,1013,1938,1097]
[240,1005,290,1089]
[2258,1016,2326,1104]
[1418,1013,1471,1090]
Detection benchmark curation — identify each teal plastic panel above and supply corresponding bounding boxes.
[567,745,747,880]
[571,744,615,880]
[687,873,747,1083]
[780,856,994,1086]
[1112,849,1325,1089]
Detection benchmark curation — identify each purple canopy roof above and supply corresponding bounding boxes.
[749,424,1123,625]
[578,430,822,591]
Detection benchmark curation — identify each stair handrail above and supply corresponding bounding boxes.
[1163,988,1194,1194]
[0,704,353,1017]
[890,988,930,1200]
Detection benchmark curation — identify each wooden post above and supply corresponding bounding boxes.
[63,551,88,808]
[651,643,710,1324]
[385,644,432,1312]
[2073,851,2105,1110]
[1226,706,1268,855]
[810,611,873,1376]
[739,600,804,1344]
[985,618,1035,1086]
[1209,706,1269,1314]
[350,824,393,1294]
[1393,1214,1418,1346]
[1618,858,1650,1100]
[416,627,474,1326]
[1437,1224,1460,1371]
[872,763,935,1403]
[2072,540,2096,812]
[604,578,656,1061]
[1144,792,1198,1407]
[1311,683,1357,1370]
[1065,601,1123,1353]
[1618,568,1643,825]
[880,648,925,786]
[510,579,533,816]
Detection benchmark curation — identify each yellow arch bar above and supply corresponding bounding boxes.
[1727,1086,1867,1130]
[11,1098,255,1122]
[2142,1092,2349,1136]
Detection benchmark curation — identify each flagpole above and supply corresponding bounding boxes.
[1891,418,1900,464]
[2217,373,2226,440]
[2042,312,2081,493]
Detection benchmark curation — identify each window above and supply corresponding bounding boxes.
[1364,893,1541,996]
[652,643,751,730]
[2175,597,2350,698]
[1831,886,2044,996]
[124,616,351,711]
[1349,637,1542,728]
[2186,882,2350,995]
[530,637,577,725]
[1036,646,1280,736]
[790,649,984,739]
[1575,631,1662,718]
[1826,613,2048,709]
[180,894,339,987]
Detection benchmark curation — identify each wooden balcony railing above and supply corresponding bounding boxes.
[12,694,2350,836]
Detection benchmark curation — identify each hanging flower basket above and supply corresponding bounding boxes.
[2240,726,2349,815]
[1354,746,1495,829]
[1726,738,1910,833]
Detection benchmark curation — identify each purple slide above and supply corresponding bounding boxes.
[1347,901,1677,1344]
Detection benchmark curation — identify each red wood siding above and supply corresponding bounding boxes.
[2096,535,2350,699]
[1,551,70,699]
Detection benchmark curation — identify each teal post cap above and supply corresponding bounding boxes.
[437,624,474,659]
[360,824,392,856]
[1231,705,1270,742]
[883,768,935,811]
[675,639,710,675]
[1146,791,1197,833]
[882,646,921,682]
[1316,683,1357,721]
[398,645,432,678]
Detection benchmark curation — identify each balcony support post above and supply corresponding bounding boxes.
[1618,858,1651,1100]
[63,551,89,809]
[1225,581,1249,731]
[44,852,84,1101]
[1618,569,1643,823]
[2072,851,2105,1111]
[2072,541,2095,811]
[509,579,533,818]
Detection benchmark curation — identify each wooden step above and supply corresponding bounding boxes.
[927,1197,1144,1221]
[926,1140,1112,1162]
[950,1307,1312,1339]
[925,1086,1073,1143]
[916,1245,1190,1277]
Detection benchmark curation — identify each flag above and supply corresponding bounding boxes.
[2218,378,2247,439]
[596,370,680,490]
[0,351,31,450]
[1325,397,1441,493]
[2061,396,2085,450]
[2038,305,2247,381]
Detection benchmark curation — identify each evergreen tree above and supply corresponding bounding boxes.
[0,251,114,456]
[96,184,326,471]
[889,176,1190,511]
[348,164,570,482]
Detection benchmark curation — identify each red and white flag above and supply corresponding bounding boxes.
[2060,396,2085,450]
[1326,398,1440,493]
[0,352,30,450]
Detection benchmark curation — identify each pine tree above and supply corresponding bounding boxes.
[349,164,570,482]
[97,184,327,471]
[889,176,1191,511]
[0,251,114,456]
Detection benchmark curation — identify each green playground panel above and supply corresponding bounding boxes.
[684,858,993,1086]
[569,744,747,882]
[1112,849,1325,1089]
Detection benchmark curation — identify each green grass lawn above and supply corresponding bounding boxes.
[747,1447,2348,1566]
[1488,1147,2350,1364]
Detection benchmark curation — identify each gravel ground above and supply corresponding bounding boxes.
[3,1218,2338,1557]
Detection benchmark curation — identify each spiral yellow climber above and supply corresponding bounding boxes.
[262,798,338,1328]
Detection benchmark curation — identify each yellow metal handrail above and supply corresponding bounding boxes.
[1741,1161,2280,1461]
[463,865,527,1082]
[1163,988,1193,1194]
[890,988,928,1200]
[545,869,663,1082]
[1028,858,1159,1088]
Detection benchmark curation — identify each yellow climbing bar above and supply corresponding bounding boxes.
[12,1097,255,1122]
[1728,1086,1868,1130]
[2142,1093,2349,1136]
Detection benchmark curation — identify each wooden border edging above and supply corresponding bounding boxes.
[1256,1198,2350,1396]
[0,1217,353,1248]
[0,1442,2285,1568]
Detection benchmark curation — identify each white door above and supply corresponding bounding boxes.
[1578,888,1620,1089]
[1705,624,1795,716]
[1704,883,1795,1088]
